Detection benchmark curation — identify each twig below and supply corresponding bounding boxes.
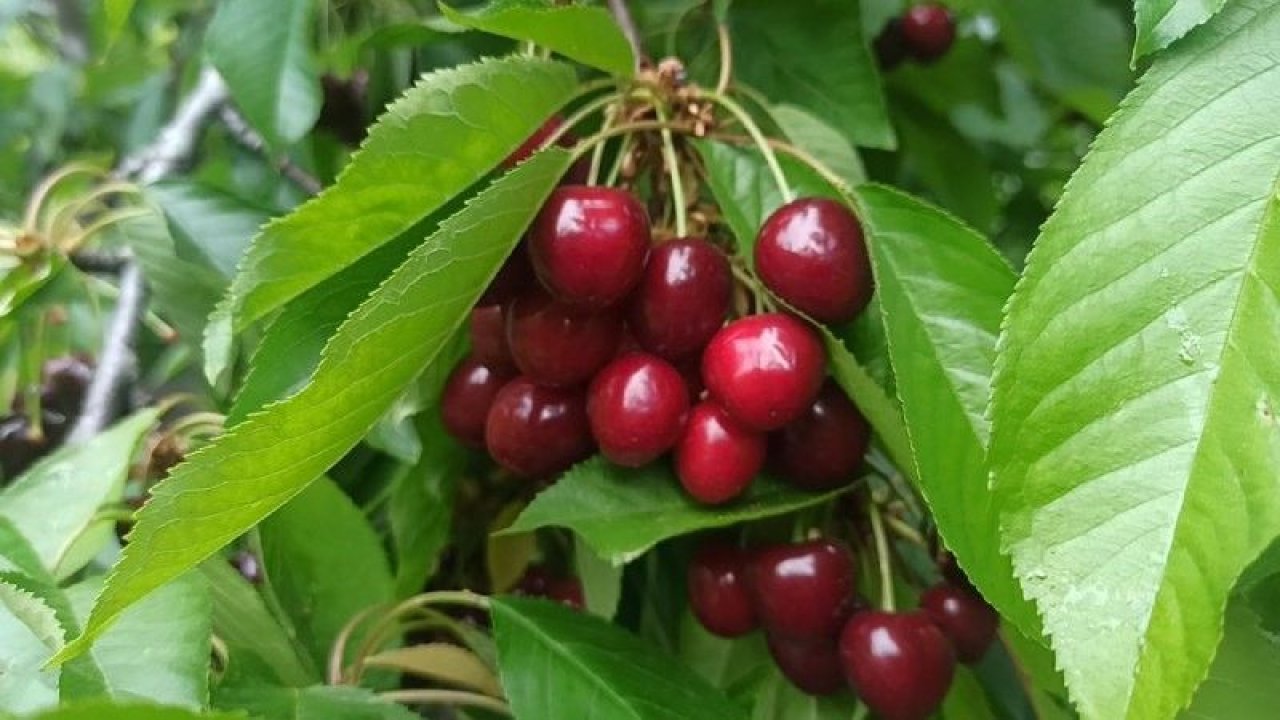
[70,250,128,274]
[67,260,146,444]
[218,106,323,196]
[116,67,229,184]
[607,0,644,71]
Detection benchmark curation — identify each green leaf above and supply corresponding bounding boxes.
[362,644,500,696]
[941,668,1000,720]
[200,560,315,687]
[112,212,224,343]
[258,477,394,672]
[677,611,768,692]
[505,457,849,565]
[1133,0,1229,60]
[206,56,579,382]
[389,416,465,599]
[574,535,622,619]
[492,596,742,719]
[214,685,417,720]
[1179,601,1280,719]
[750,667,858,720]
[0,410,158,579]
[101,0,136,50]
[728,0,893,149]
[55,150,574,665]
[768,104,866,187]
[0,518,49,579]
[989,2,1280,718]
[205,0,320,146]
[890,97,998,233]
[146,182,268,279]
[441,1,635,76]
[23,701,245,719]
[822,328,914,478]
[0,578,60,711]
[0,570,107,702]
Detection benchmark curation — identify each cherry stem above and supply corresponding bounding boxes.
[884,514,928,548]
[59,208,152,254]
[869,502,896,612]
[696,89,795,203]
[587,105,618,185]
[710,131,850,194]
[715,23,733,94]
[541,88,627,153]
[653,103,688,237]
[380,689,512,717]
[48,182,141,241]
[604,132,634,187]
[332,590,492,684]
[22,163,102,234]
[568,120,696,166]
[82,273,177,343]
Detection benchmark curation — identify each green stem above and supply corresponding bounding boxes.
[380,689,512,717]
[604,132,634,187]
[653,104,688,237]
[540,86,626,152]
[869,502,896,612]
[698,88,795,202]
[587,105,617,185]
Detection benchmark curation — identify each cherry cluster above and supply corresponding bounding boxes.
[875,2,958,70]
[689,539,998,719]
[0,356,92,481]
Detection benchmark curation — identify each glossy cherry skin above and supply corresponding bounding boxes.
[900,3,956,63]
[441,357,513,449]
[755,198,872,323]
[480,246,536,306]
[840,611,956,720]
[485,377,593,478]
[687,541,757,637]
[469,305,516,374]
[701,313,826,432]
[628,238,731,359]
[767,634,846,696]
[749,539,856,641]
[770,380,870,490]
[528,186,651,308]
[506,291,622,388]
[676,401,765,505]
[587,353,690,467]
[921,583,999,663]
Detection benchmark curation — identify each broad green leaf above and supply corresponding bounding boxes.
[0,579,60,712]
[1134,0,1229,60]
[205,0,320,146]
[890,97,998,233]
[728,0,892,149]
[574,535,622,619]
[146,182,268,279]
[768,104,866,187]
[0,518,48,579]
[1179,602,1280,719]
[55,150,574,664]
[441,1,635,76]
[0,568,107,702]
[677,611,768,692]
[0,410,158,579]
[989,3,1280,718]
[258,477,394,672]
[389,415,465,599]
[22,701,244,720]
[214,685,417,720]
[206,56,579,381]
[750,667,858,720]
[112,212,224,343]
[505,457,850,565]
[201,559,315,687]
[941,668,1000,720]
[101,0,136,50]
[492,596,742,719]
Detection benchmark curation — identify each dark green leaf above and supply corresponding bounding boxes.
[1133,0,1229,60]
[200,560,315,687]
[390,416,465,599]
[214,685,418,720]
[677,611,768,691]
[441,1,635,76]
[146,182,268,279]
[21,700,244,719]
[941,668,1000,720]
[750,667,858,719]
[112,212,224,343]
[890,98,998,233]
[1179,602,1280,719]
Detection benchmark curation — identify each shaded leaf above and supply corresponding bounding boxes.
[769,104,865,187]
[441,1,635,76]
[750,667,858,720]
[200,560,315,687]
[574,535,622,619]
[146,182,268,279]
[1179,602,1280,719]
[677,611,768,692]
[0,578,61,712]
[363,644,501,696]
[389,415,465,599]
[1133,0,1229,60]
[214,685,417,720]
[22,700,244,720]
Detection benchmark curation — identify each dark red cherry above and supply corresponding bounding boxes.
[546,577,585,609]
[0,415,48,481]
[749,539,856,640]
[937,551,979,595]
[770,380,869,490]
[515,566,553,596]
[755,198,872,323]
[687,541,757,637]
[587,353,689,467]
[469,305,516,374]
[900,3,956,63]
[921,583,999,664]
[506,291,622,388]
[502,114,574,169]
[701,313,826,432]
[628,238,731,359]
[839,611,956,720]
[440,357,513,449]
[767,634,845,696]
[514,566,583,610]
[480,246,535,306]
[873,18,909,71]
[485,377,593,478]
[676,401,765,505]
[528,186,650,308]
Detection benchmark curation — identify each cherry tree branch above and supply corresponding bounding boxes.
[67,260,146,444]
[116,66,229,184]
[218,106,323,196]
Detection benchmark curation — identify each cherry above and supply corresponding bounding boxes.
[441,357,513,449]
[675,401,765,505]
[755,198,872,323]
[628,238,731,360]
[485,377,593,478]
[687,541,757,637]
[506,290,622,388]
[0,415,48,481]
[587,352,689,467]
[839,611,956,720]
[479,246,535,306]
[900,3,956,64]
[469,305,516,374]
[502,115,574,169]
[873,18,909,71]
[767,634,845,696]
[515,566,583,609]
[920,583,999,664]
[770,380,869,490]
[528,186,650,308]
[749,539,856,640]
[701,313,826,431]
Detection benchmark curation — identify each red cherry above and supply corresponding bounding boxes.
[469,305,516,374]
[440,357,513,449]
[749,539,856,640]
[506,290,622,388]
[528,186,651,308]
[514,567,584,610]
[676,401,765,505]
[485,377,593,478]
[480,245,536,306]
[628,238,731,359]
[546,577,585,609]
[701,313,826,431]
[587,353,690,467]
[900,3,956,63]
[755,198,872,323]
[515,566,553,596]
[839,611,956,720]
[767,634,846,696]
[687,541,757,637]
[921,583,999,664]
[770,380,869,490]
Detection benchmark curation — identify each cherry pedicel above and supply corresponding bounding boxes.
[506,290,623,388]
[628,238,732,360]
[484,377,593,478]
[920,583,999,664]
[839,611,956,720]
[770,380,870,490]
[749,539,857,641]
[755,197,873,324]
[687,540,757,637]
[900,3,956,64]
[528,185,651,309]
[675,401,765,505]
[441,357,512,450]
[587,352,690,467]
[701,313,826,432]
[767,633,846,696]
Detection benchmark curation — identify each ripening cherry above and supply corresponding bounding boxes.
[470,305,516,374]
[484,377,593,478]
[701,313,826,432]
[687,540,758,637]
[506,290,622,388]
[587,353,690,467]
[770,380,870,490]
[749,539,857,641]
[900,3,956,63]
[767,633,846,696]
[920,583,1000,664]
[628,238,732,359]
[675,401,766,505]
[755,198,873,323]
[528,186,651,308]
[839,611,956,720]
[441,357,512,449]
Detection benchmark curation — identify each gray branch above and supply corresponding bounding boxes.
[218,105,323,196]
[116,66,229,184]
[67,260,146,444]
